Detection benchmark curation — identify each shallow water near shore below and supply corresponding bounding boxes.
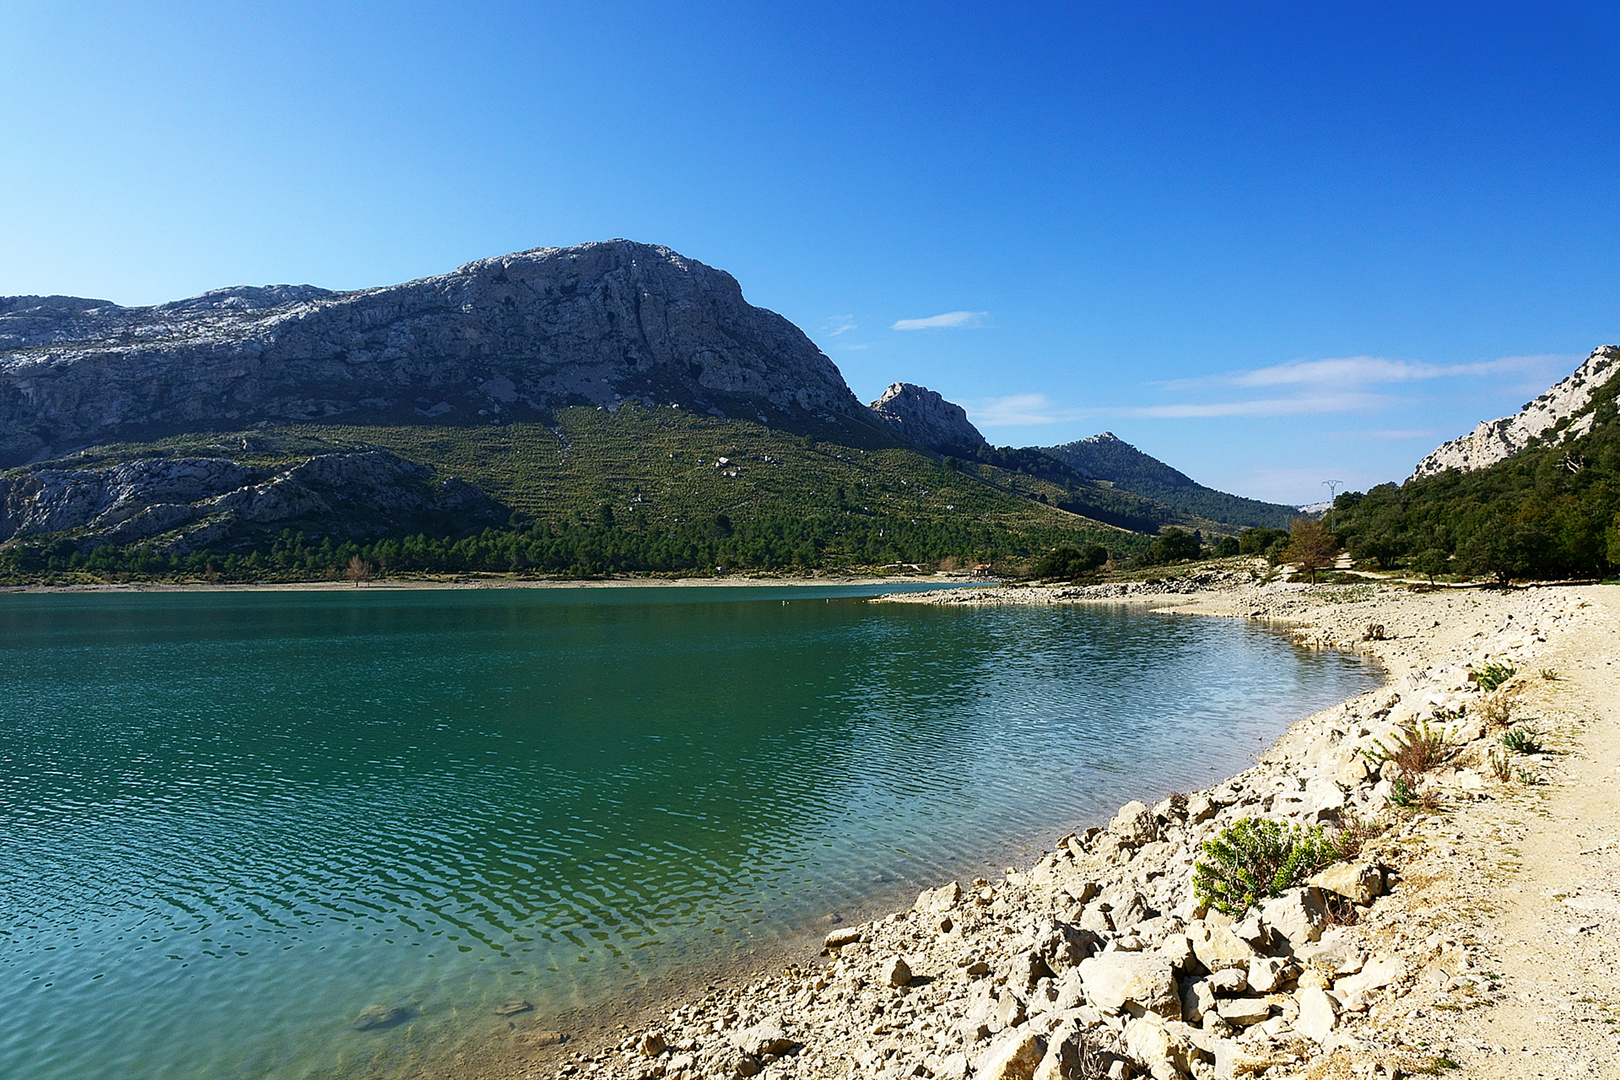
[0,586,1379,1080]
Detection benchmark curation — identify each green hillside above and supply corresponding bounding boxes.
[1041,434,1298,530]
[2,406,1172,581]
[1335,372,1620,582]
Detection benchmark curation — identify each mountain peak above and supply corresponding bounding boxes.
[868,382,987,456]
[0,240,865,468]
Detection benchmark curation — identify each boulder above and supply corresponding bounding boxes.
[1076,953,1182,1019]
[1245,957,1291,994]
[882,955,913,988]
[1334,953,1405,1009]
[1257,887,1328,950]
[1295,984,1337,1043]
[1308,863,1384,906]
[823,927,863,949]
[638,1031,667,1057]
[1124,1015,1196,1080]
[1185,920,1260,973]
[1214,997,1273,1027]
[1109,801,1159,846]
[916,881,963,913]
[1031,918,1100,971]
[973,1028,1046,1080]
[730,1021,794,1057]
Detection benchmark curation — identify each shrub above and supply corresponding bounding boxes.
[1487,748,1513,782]
[1368,721,1452,778]
[1193,818,1345,916]
[1471,662,1517,692]
[1411,548,1451,585]
[1033,543,1109,580]
[1500,727,1543,754]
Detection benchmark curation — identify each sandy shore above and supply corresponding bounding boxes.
[496,574,1619,1080]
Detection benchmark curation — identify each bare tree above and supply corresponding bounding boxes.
[345,554,371,587]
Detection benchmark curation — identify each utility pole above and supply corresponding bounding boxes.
[1323,480,1342,531]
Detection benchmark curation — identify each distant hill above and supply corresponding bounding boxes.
[1336,345,1620,582]
[1039,433,1298,530]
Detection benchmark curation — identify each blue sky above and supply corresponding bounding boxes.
[3,3,1617,504]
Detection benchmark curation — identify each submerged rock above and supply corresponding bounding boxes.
[351,1004,410,1031]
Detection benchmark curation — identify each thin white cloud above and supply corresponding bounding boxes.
[1159,353,1574,391]
[1323,428,1437,442]
[824,315,857,337]
[891,310,989,331]
[970,393,1099,426]
[834,342,870,351]
[1126,392,1389,419]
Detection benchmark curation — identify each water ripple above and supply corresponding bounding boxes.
[0,588,1378,1080]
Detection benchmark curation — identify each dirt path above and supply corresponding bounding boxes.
[1426,591,1620,1077]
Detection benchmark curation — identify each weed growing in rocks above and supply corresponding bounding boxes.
[1538,667,1559,680]
[1369,721,1453,778]
[1500,727,1544,754]
[1476,693,1516,731]
[1487,748,1514,782]
[1192,817,1345,915]
[1332,813,1388,858]
[1470,661,1517,692]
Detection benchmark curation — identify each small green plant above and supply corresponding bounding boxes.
[1487,748,1513,782]
[1500,727,1543,754]
[1539,668,1559,681]
[1331,813,1386,859]
[1193,818,1345,916]
[1515,766,1543,785]
[1471,662,1517,692]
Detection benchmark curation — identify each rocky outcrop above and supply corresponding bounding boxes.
[1410,345,1618,480]
[0,241,870,468]
[0,449,506,554]
[869,383,988,456]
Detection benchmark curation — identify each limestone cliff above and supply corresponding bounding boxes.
[1410,345,1619,480]
[867,382,987,456]
[0,241,867,469]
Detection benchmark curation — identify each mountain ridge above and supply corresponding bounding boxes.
[1040,432,1298,529]
[0,240,872,469]
[1411,345,1619,480]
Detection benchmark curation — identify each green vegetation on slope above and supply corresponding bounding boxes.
[1041,436,1298,530]
[2,406,1163,582]
[1335,372,1620,582]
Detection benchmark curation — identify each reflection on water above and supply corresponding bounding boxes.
[0,586,1379,1079]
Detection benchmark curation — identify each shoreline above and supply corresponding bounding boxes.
[512,576,1618,1080]
[0,572,991,595]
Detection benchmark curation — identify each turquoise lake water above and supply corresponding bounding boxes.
[0,585,1380,1079]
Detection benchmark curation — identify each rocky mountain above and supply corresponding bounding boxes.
[1411,345,1619,480]
[0,240,871,470]
[867,382,988,457]
[0,447,505,554]
[1041,433,1297,530]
